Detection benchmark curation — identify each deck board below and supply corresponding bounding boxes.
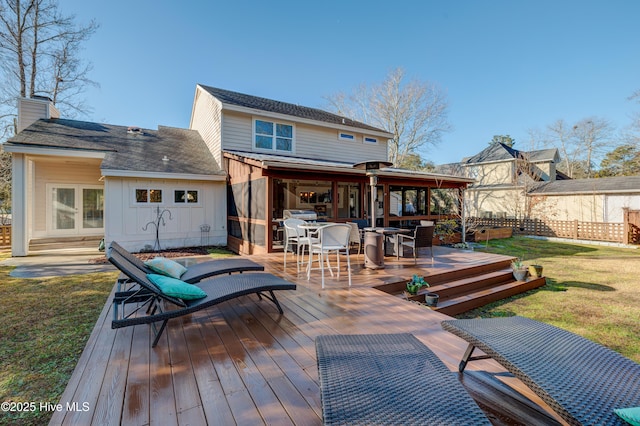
[51,247,568,425]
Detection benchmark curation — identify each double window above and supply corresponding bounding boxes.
[136,189,162,203]
[174,190,199,204]
[254,119,293,152]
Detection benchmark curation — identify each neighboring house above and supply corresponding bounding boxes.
[446,142,640,225]
[4,86,473,256]
[529,176,640,222]
[457,142,563,219]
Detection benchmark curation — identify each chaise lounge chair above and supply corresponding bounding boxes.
[107,246,296,347]
[441,316,640,426]
[109,241,264,287]
[315,333,491,425]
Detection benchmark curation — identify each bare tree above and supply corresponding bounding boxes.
[547,119,579,177]
[325,67,452,167]
[0,0,98,132]
[546,117,615,178]
[0,0,97,210]
[572,117,613,178]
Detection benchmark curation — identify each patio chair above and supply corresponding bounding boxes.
[346,222,362,259]
[283,218,318,272]
[396,225,434,264]
[107,246,296,347]
[307,224,352,289]
[315,333,491,425]
[441,316,640,426]
[109,241,264,288]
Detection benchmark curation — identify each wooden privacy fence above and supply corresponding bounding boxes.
[0,225,10,247]
[471,218,631,244]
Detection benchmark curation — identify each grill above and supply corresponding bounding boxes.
[283,209,317,221]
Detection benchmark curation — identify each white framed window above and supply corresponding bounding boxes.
[338,132,355,141]
[364,136,378,144]
[254,119,294,152]
[174,189,199,204]
[135,188,162,203]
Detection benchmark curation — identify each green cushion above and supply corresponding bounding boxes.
[144,257,187,279]
[615,407,640,426]
[146,274,207,300]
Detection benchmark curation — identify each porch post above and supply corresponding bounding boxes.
[11,153,28,256]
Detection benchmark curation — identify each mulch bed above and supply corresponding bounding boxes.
[89,246,219,264]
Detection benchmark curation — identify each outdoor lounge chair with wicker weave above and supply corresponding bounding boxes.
[110,241,264,287]
[315,333,492,425]
[107,246,296,347]
[441,316,640,426]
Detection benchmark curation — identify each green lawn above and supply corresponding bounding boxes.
[466,236,640,363]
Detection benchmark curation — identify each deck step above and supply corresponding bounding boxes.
[433,276,547,316]
[29,236,103,252]
[376,254,547,315]
[423,269,514,299]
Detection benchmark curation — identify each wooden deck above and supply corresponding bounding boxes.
[50,247,567,425]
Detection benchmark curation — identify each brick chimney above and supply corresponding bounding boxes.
[16,96,60,133]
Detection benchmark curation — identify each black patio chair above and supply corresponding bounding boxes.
[442,316,640,426]
[315,333,491,425]
[107,246,296,347]
[396,225,434,263]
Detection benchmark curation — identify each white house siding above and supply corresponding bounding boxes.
[470,162,514,186]
[104,177,227,252]
[604,195,640,222]
[17,97,60,132]
[190,87,223,166]
[466,187,524,218]
[32,157,103,237]
[220,112,252,152]
[220,112,388,164]
[533,161,555,182]
[532,194,605,222]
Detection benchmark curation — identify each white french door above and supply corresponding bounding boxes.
[47,184,104,235]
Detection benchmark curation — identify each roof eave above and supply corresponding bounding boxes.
[101,169,227,181]
[2,143,107,159]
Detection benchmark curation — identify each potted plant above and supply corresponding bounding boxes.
[511,258,528,281]
[434,219,458,245]
[405,274,428,296]
[529,264,543,278]
[405,275,439,307]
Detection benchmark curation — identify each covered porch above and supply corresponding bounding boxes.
[224,150,473,255]
[50,248,563,425]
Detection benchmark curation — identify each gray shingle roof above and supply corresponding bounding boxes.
[530,176,640,194]
[6,118,223,176]
[464,143,558,164]
[199,85,389,134]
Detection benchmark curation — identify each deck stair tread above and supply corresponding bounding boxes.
[433,276,546,316]
[379,255,547,315]
[422,268,514,298]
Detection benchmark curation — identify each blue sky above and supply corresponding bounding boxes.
[59,0,640,164]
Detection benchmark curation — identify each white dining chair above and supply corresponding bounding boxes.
[347,222,362,259]
[307,224,352,288]
[283,218,317,272]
